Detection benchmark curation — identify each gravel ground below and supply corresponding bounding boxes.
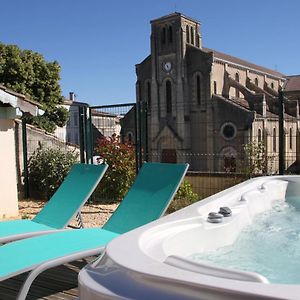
[18,200,119,228]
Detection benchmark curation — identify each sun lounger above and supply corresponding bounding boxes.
[0,163,108,244]
[0,162,188,300]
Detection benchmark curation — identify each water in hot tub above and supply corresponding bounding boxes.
[189,198,300,284]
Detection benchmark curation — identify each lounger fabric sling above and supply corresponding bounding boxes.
[0,162,189,300]
[0,163,108,244]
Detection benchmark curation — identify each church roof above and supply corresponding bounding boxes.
[214,94,296,120]
[213,94,251,113]
[203,47,285,79]
[285,75,300,92]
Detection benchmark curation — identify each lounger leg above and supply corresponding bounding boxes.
[76,212,85,228]
[17,265,45,300]
[16,247,104,300]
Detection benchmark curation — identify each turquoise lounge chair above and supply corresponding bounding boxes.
[0,163,108,244]
[0,162,188,300]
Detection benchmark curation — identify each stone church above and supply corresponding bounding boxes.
[135,12,300,172]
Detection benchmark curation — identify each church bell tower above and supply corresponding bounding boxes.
[136,13,202,163]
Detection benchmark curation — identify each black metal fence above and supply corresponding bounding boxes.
[20,97,298,203]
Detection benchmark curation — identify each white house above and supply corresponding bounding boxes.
[0,85,41,218]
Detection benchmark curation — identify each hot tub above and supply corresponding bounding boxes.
[79,176,300,300]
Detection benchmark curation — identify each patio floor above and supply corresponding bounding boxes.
[0,258,93,299]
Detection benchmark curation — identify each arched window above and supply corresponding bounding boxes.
[168,26,173,43]
[290,127,293,149]
[235,73,240,98]
[196,75,201,105]
[161,27,166,45]
[273,128,276,152]
[166,80,172,114]
[186,25,190,43]
[147,82,151,108]
[214,81,217,94]
[255,78,259,86]
[191,27,194,45]
[258,128,262,143]
[271,82,274,89]
[196,34,200,48]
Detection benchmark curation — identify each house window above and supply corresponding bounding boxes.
[290,128,293,149]
[186,25,190,43]
[166,80,172,114]
[271,82,274,89]
[213,81,217,94]
[196,75,201,105]
[255,78,259,86]
[258,128,262,143]
[127,132,133,144]
[168,26,173,43]
[73,112,78,126]
[235,73,239,98]
[273,128,277,152]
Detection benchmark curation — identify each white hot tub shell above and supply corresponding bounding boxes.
[79,176,300,300]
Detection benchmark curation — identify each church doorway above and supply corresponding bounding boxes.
[161,149,177,163]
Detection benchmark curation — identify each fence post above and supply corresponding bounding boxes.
[79,106,86,163]
[135,102,142,172]
[143,101,149,162]
[84,107,93,164]
[21,118,29,198]
[87,107,94,164]
[278,89,285,175]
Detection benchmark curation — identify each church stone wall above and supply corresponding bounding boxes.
[211,62,224,95]
[136,12,299,173]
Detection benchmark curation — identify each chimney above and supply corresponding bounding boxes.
[69,92,75,101]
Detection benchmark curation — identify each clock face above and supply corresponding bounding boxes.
[163,61,172,72]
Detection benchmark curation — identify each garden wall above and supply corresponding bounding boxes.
[185,172,247,199]
[14,120,80,199]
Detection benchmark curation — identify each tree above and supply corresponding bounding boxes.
[0,42,68,132]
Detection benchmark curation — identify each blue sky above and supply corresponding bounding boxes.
[0,0,299,105]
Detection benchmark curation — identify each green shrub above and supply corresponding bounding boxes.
[27,147,79,199]
[94,135,136,202]
[167,180,200,213]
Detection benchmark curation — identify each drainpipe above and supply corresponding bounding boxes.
[22,118,29,198]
